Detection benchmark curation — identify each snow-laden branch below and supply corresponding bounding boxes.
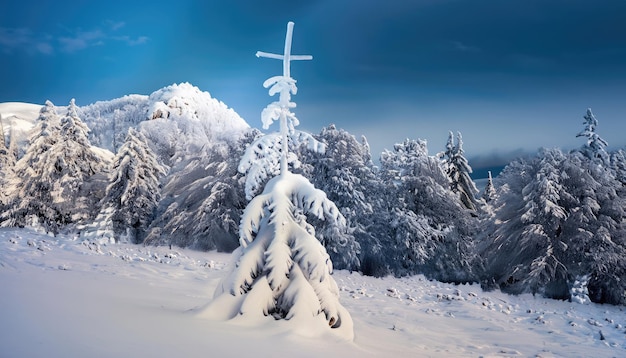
[238,131,327,199]
[264,76,297,99]
[239,172,346,247]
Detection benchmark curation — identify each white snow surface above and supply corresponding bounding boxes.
[0,102,41,153]
[1,227,625,357]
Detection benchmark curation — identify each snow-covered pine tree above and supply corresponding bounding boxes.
[479,149,570,298]
[442,131,479,211]
[482,171,496,203]
[144,134,251,251]
[0,114,12,177]
[1,100,106,233]
[576,108,608,164]
[562,151,626,304]
[1,101,61,231]
[610,149,626,186]
[0,114,14,205]
[479,147,626,302]
[204,22,353,339]
[96,127,166,243]
[54,99,108,222]
[296,124,375,271]
[377,138,478,282]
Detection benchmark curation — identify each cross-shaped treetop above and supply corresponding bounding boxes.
[256,21,312,78]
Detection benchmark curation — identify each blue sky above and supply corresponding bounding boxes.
[2,0,625,167]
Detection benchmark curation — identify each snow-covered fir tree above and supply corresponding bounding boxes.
[442,131,479,211]
[0,114,6,155]
[562,151,626,304]
[1,100,107,233]
[144,134,252,251]
[54,99,108,222]
[376,138,479,282]
[482,171,496,203]
[0,114,13,177]
[576,108,608,164]
[296,124,377,271]
[0,114,15,205]
[610,149,626,186]
[479,147,626,302]
[1,101,62,230]
[204,22,353,339]
[95,127,166,243]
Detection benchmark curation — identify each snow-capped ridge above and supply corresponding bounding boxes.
[142,82,249,162]
[78,82,250,165]
[0,102,42,157]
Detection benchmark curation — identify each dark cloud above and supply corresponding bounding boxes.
[1,0,625,159]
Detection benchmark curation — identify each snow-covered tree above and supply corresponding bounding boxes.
[480,150,571,297]
[1,100,107,233]
[0,114,13,178]
[144,134,252,251]
[95,127,166,243]
[204,22,353,339]
[562,151,626,304]
[576,108,608,164]
[482,171,496,203]
[610,149,626,185]
[442,131,479,211]
[375,138,479,282]
[479,147,626,302]
[1,102,61,230]
[296,124,377,271]
[0,114,15,205]
[0,114,6,155]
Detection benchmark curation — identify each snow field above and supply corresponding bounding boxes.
[2,228,625,357]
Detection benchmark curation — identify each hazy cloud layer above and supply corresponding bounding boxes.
[0,20,148,55]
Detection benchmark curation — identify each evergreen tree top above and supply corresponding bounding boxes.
[39,100,57,119]
[575,108,608,162]
[66,98,79,119]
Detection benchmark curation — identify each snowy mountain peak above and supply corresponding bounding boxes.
[142,83,249,163]
[148,83,232,120]
[77,82,250,164]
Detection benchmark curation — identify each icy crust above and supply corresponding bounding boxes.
[201,172,353,340]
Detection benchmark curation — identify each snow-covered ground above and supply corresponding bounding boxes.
[1,227,624,357]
